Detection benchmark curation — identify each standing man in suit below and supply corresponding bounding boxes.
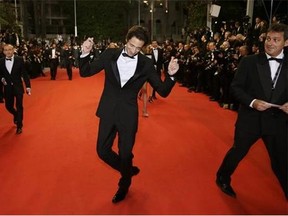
[0,44,31,134]
[48,43,60,80]
[0,77,3,103]
[0,44,5,103]
[62,43,73,80]
[216,23,288,199]
[79,25,179,203]
[149,40,164,102]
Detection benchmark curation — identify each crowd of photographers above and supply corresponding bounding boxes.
[160,15,287,111]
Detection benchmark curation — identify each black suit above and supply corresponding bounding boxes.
[217,53,288,197]
[151,47,164,97]
[152,47,164,73]
[0,53,5,102]
[0,56,31,128]
[79,48,175,189]
[0,79,3,101]
[48,48,60,80]
[62,48,73,80]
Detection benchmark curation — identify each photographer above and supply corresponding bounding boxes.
[203,41,222,101]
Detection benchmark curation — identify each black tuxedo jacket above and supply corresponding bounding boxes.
[151,48,164,71]
[0,56,31,95]
[231,52,288,135]
[79,48,175,132]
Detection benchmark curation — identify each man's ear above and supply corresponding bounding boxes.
[284,39,288,47]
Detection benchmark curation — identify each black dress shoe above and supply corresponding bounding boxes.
[132,166,140,176]
[216,177,236,198]
[112,187,128,203]
[16,127,22,134]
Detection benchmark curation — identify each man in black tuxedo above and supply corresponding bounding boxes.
[216,23,288,199]
[0,81,3,103]
[79,25,179,203]
[149,40,164,102]
[62,43,73,80]
[48,43,60,80]
[0,46,4,103]
[0,44,31,134]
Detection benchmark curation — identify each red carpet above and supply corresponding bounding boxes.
[0,68,287,214]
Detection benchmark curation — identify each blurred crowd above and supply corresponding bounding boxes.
[143,15,288,111]
[0,32,82,79]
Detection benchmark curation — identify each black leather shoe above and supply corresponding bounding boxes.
[216,177,236,198]
[16,127,22,134]
[132,166,140,176]
[112,187,128,203]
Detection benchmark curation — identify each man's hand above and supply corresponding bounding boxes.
[168,57,179,76]
[81,37,94,54]
[1,78,7,85]
[252,99,272,111]
[279,102,288,114]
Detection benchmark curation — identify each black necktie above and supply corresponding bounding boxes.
[5,58,12,61]
[122,53,134,59]
[268,57,283,63]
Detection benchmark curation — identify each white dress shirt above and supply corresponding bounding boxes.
[117,52,137,87]
[266,50,284,80]
[5,55,14,74]
[153,48,158,62]
[52,48,56,58]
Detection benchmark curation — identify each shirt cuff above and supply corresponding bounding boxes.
[250,99,256,108]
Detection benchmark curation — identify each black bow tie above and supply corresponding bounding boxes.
[5,58,12,61]
[122,53,134,59]
[268,57,283,63]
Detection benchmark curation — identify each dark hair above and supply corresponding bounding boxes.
[267,23,288,41]
[125,25,149,46]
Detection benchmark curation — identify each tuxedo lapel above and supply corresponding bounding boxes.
[10,57,17,75]
[0,58,11,76]
[111,61,120,85]
[271,56,288,102]
[257,54,272,100]
[152,50,157,63]
[110,49,122,86]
